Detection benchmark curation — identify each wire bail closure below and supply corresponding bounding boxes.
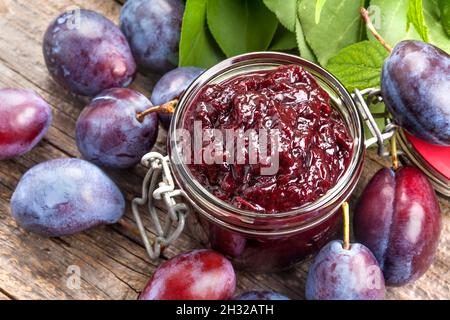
[352,88,397,157]
[132,152,190,260]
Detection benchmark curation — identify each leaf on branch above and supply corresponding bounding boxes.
[207,0,278,57]
[406,0,430,42]
[327,41,389,92]
[270,25,298,51]
[298,0,365,66]
[315,0,327,24]
[263,0,298,32]
[179,0,225,68]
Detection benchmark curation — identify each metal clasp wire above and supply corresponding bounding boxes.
[132,152,190,260]
[352,88,397,157]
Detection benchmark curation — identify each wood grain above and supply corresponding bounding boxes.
[0,0,448,300]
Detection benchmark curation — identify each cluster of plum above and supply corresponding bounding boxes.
[1,1,203,236]
[0,1,448,300]
[0,0,281,301]
[304,10,448,300]
[306,166,442,300]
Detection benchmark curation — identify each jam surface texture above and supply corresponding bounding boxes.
[183,65,353,213]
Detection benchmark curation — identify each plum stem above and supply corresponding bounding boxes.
[360,7,393,53]
[136,99,178,123]
[391,135,399,170]
[342,202,350,250]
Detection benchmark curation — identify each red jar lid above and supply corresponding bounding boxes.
[405,132,450,180]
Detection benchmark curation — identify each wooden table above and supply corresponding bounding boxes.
[0,0,448,300]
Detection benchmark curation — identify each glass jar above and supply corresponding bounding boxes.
[133,51,448,272]
[163,52,366,272]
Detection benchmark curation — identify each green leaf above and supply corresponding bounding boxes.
[295,18,317,62]
[424,0,450,53]
[438,0,450,37]
[179,0,225,68]
[207,0,279,57]
[269,25,298,51]
[298,0,365,66]
[368,0,450,53]
[315,0,327,24]
[406,0,430,42]
[327,41,389,92]
[367,0,415,45]
[263,0,298,32]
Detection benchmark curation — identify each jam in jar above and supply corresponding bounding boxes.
[168,52,365,272]
[183,64,353,213]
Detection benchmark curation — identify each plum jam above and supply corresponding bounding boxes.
[182,65,353,213]
[169,52,365,271]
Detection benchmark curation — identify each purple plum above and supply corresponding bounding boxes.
[0,88,52,160]
[382,40,450,145]
[151,67,205,129]
[139,250,236,300]
[76,88,159,169]
[43,9,136,96]
[306,240,385,300]
[354,166,442,286]
[120,0,184,74]
[10,158,125,237]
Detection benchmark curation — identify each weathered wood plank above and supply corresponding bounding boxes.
[0,0,448,300]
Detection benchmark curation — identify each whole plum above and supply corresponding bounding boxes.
[354,167,442,286]
[43,9,136,96]
[10,158,125,237]
[120,0,184,74]
[305,240,385,300]
[0,89,52,160]
[76,88,158,169]
[139,250,236,300]
[151,67,204,129]
[382,40,450,146]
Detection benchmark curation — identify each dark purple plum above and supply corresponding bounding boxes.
[234,291,290,300]
[382,40,450,146]
[120,0,184,74]
[43,9,136,96]
[10,158,125,237]
[354,166,442,286]
[139,250,236,300]
[151,67,204,129]
[76,88,158,169]
[305,240,385,300]
[0,89,52,160]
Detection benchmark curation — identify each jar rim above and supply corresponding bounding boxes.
[168,52,365,220]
